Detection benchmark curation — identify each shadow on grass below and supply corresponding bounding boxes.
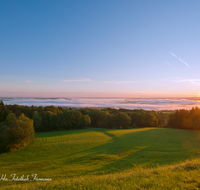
[62,127,200,175]
[64,128,158,173]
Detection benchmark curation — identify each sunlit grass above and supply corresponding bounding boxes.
[1,127,200,189]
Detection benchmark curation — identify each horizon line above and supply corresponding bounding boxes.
[0,96,199,99]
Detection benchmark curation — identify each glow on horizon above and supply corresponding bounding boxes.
[0,90,198,99]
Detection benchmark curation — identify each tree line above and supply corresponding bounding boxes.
[79,108,163,129]
[1,103,91,132]
[0,102,165,132]
[168,107,200,130]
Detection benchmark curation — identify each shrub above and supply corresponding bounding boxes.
[0,113,34,152]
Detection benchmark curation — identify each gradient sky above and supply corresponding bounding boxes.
[1,0,200,98]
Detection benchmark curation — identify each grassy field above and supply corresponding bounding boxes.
[1,127,200,189]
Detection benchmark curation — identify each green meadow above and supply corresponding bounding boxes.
[1,127,200,189]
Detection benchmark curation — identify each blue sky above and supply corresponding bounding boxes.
[1,0,200,98]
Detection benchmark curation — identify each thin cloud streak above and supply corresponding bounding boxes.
[178,58,190,67]
[19,80,35,83]
[170,52,190,67]
[103,80,141,84]
[62,78,92,82]
[170,52,177,58]
[173,79,200,84]
[166,62,173,67]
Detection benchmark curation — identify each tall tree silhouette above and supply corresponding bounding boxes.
[0,101,7,122]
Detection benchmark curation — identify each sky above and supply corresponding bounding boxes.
[1,0,200,98]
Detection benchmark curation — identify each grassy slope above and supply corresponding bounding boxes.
[1,128,200,189]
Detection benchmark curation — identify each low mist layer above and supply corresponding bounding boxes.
[1,98,200,110]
